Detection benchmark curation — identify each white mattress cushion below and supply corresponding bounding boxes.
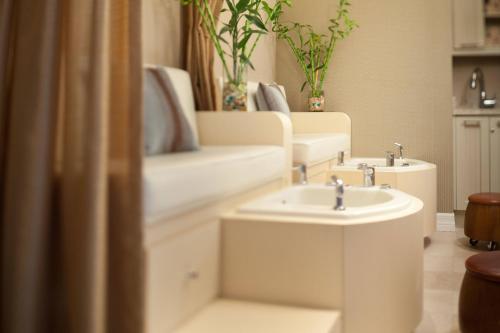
[293,133,350,165]
[143,145,286,222]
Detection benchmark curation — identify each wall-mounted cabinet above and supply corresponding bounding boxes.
[453,0,486,49]
[454,116,500,210]
[452,0,500,56]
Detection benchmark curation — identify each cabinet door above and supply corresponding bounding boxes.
[454,117,490,210]
[490,117,500,192]
[452,0,485,48]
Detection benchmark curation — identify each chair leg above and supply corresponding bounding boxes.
[469,238,479,247]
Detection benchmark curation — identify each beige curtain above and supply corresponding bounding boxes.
[0,1,144,333]
[183,0,223,111]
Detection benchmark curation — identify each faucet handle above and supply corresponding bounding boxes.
[394,142,404,159]
[337,151,345,166]
[328,175,342,185]
[294,163,308,185]
[357,163,368,170]
[328,175,344,188]
[326,174,337,186]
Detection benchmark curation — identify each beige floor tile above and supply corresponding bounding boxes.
[424,242,456,257]
[416,311,461,333]
[430,231,459,243]
[452,257,467,274]
[424,271,464,291]
[424,256,454,273]
[422,290,459,315]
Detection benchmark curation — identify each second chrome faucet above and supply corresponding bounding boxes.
[357,163,375,187]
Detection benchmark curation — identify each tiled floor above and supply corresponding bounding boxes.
[415,228,491,333]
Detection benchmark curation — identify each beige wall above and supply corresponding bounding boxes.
[277,0,454,212]
[142,0,182,67]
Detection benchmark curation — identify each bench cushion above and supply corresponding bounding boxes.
[143,67,199,155]
[174,299,341,333]
[468,193,500,206]
[466,252,500,283]
[293,133,349,165]
[143,146,285,222]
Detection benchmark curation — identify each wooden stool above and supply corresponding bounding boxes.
[464,193,500,251]
[459,252,500,333]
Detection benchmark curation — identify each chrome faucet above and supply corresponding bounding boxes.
[470,68,496,109]
[394,142,404,160]
[358,163,375,187]
[385,151,395,167]
[337,151,345,166]
[295,164,308,185]
[329,175,345,211]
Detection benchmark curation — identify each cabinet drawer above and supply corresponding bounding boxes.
[145,220,220,333]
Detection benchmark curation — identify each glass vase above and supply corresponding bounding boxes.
[222,66,248,111]
[308,91,325,112]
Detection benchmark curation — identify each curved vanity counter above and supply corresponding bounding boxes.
[222,185,424,333]
[338,157,430,170]
[239,184,414,221]
[331,157,437,237]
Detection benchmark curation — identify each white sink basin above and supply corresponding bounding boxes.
[239,184,415,219]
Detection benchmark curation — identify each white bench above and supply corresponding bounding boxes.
[246,82,351,183]
[142,68,293,333]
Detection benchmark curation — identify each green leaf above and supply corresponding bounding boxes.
[219,36,229,45]
[245,14,267,30]
[238,34,252,49]
[300,81,308,92]
[262,1,272,15]
[240,54,255,69]
[219,25,231,36]
[225,0,237,14]
[236,0,250,11]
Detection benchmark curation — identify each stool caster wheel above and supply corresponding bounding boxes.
[487,241,497,251]
[469,239,479,247]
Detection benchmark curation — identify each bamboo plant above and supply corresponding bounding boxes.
[273,0,357,110]
[181,0,291,110]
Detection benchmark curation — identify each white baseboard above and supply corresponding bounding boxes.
[436,213,456,232]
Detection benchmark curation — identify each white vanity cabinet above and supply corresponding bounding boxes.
[454,116,500,210]
[452,0,485,49]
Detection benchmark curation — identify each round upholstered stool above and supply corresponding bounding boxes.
[464,193,500,251]
[459,252,500,333]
